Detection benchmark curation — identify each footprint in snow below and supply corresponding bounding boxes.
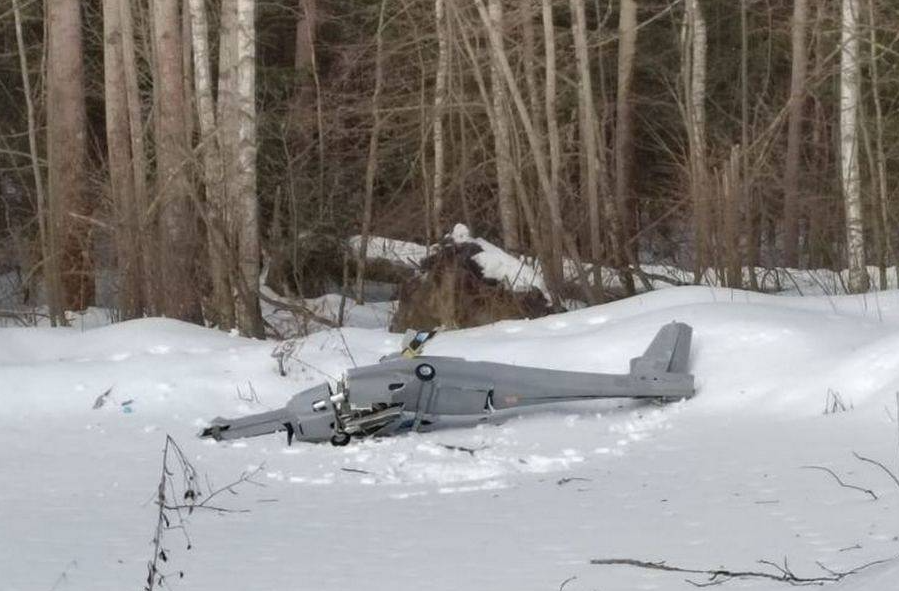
[148,345,171,355]
[109,352,132,362]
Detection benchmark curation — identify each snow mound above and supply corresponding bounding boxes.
[447,223,548,296]
[5,287,899,591]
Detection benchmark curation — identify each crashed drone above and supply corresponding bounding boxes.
[201,322,695,446]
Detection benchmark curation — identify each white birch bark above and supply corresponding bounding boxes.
[235,0,263,335]
[840,0,869,292]
[432,0,449,237]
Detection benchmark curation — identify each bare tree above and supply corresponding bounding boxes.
[683,0,709,281]
[488,0,519,251]
[234,0,264,337]
[783,0,809,267]
[615,0,638,294]
[103,0,145,319]
[541,0,564,291]
[865,0,895,287]
[118,0,153,313]
[570,0,601,272]
[432,0,449,238]
[152,0,203,321]
[188,0,233,328]
[839,0,869,293]
[13,0,62,324]
[47,0,93,312]
[296,0,317,73]
[355,0,388,304]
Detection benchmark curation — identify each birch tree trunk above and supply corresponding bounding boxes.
[103,0,144,318]
[615,0,638,294]
[234,0,264,336]
[218,0,239,206]
[741,0,757,289]
[153,0,203,321]
[432,0,449,237]
[683,0,709,282]
[839,0,869,293]
[782,0,808,267]
[48,0,93,312]
[488,0,519,251]
[188,0,234,328]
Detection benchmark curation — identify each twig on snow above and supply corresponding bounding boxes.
[557,477,591,486]
[800,465,878,500]
[852,451,899,490]
[438,443,488,456]
[590,555,896,587]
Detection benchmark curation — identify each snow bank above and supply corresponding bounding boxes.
[4,287,899,591]
[349,229,899,298]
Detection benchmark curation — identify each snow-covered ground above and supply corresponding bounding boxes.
[2,286,899,590]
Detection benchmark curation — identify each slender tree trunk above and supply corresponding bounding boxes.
[234,0,263,336]
[295,0,317,73]
[47,0,93,312]
[153,0,203,321]
[520,0,543,151]
[475,0,593,303]
[839,0,869,293]
[119,0,153,313]
[615,0,638,294]
[570,0,601,271]
[188,0,233,328]
[741,0,757,289]
[355,0,388,304]
[866,0,895,288]
[489,0,519,251]
[807,2,829,268]
[540,0,564,292]
[520,0,546,258]
[13,0,62,325]
[103,0,144,318]
[181,4,195,149]
[294,0,325,207]
[782,0,808,267]
[433,0,449,238]
[683,0,709,283]
[723,147,743,288]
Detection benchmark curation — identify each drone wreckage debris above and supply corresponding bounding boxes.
[201,322,695,446]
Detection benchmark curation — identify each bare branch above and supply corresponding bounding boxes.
[591,556,896,587]
[853,451,899,490]
[801,465,878,500]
